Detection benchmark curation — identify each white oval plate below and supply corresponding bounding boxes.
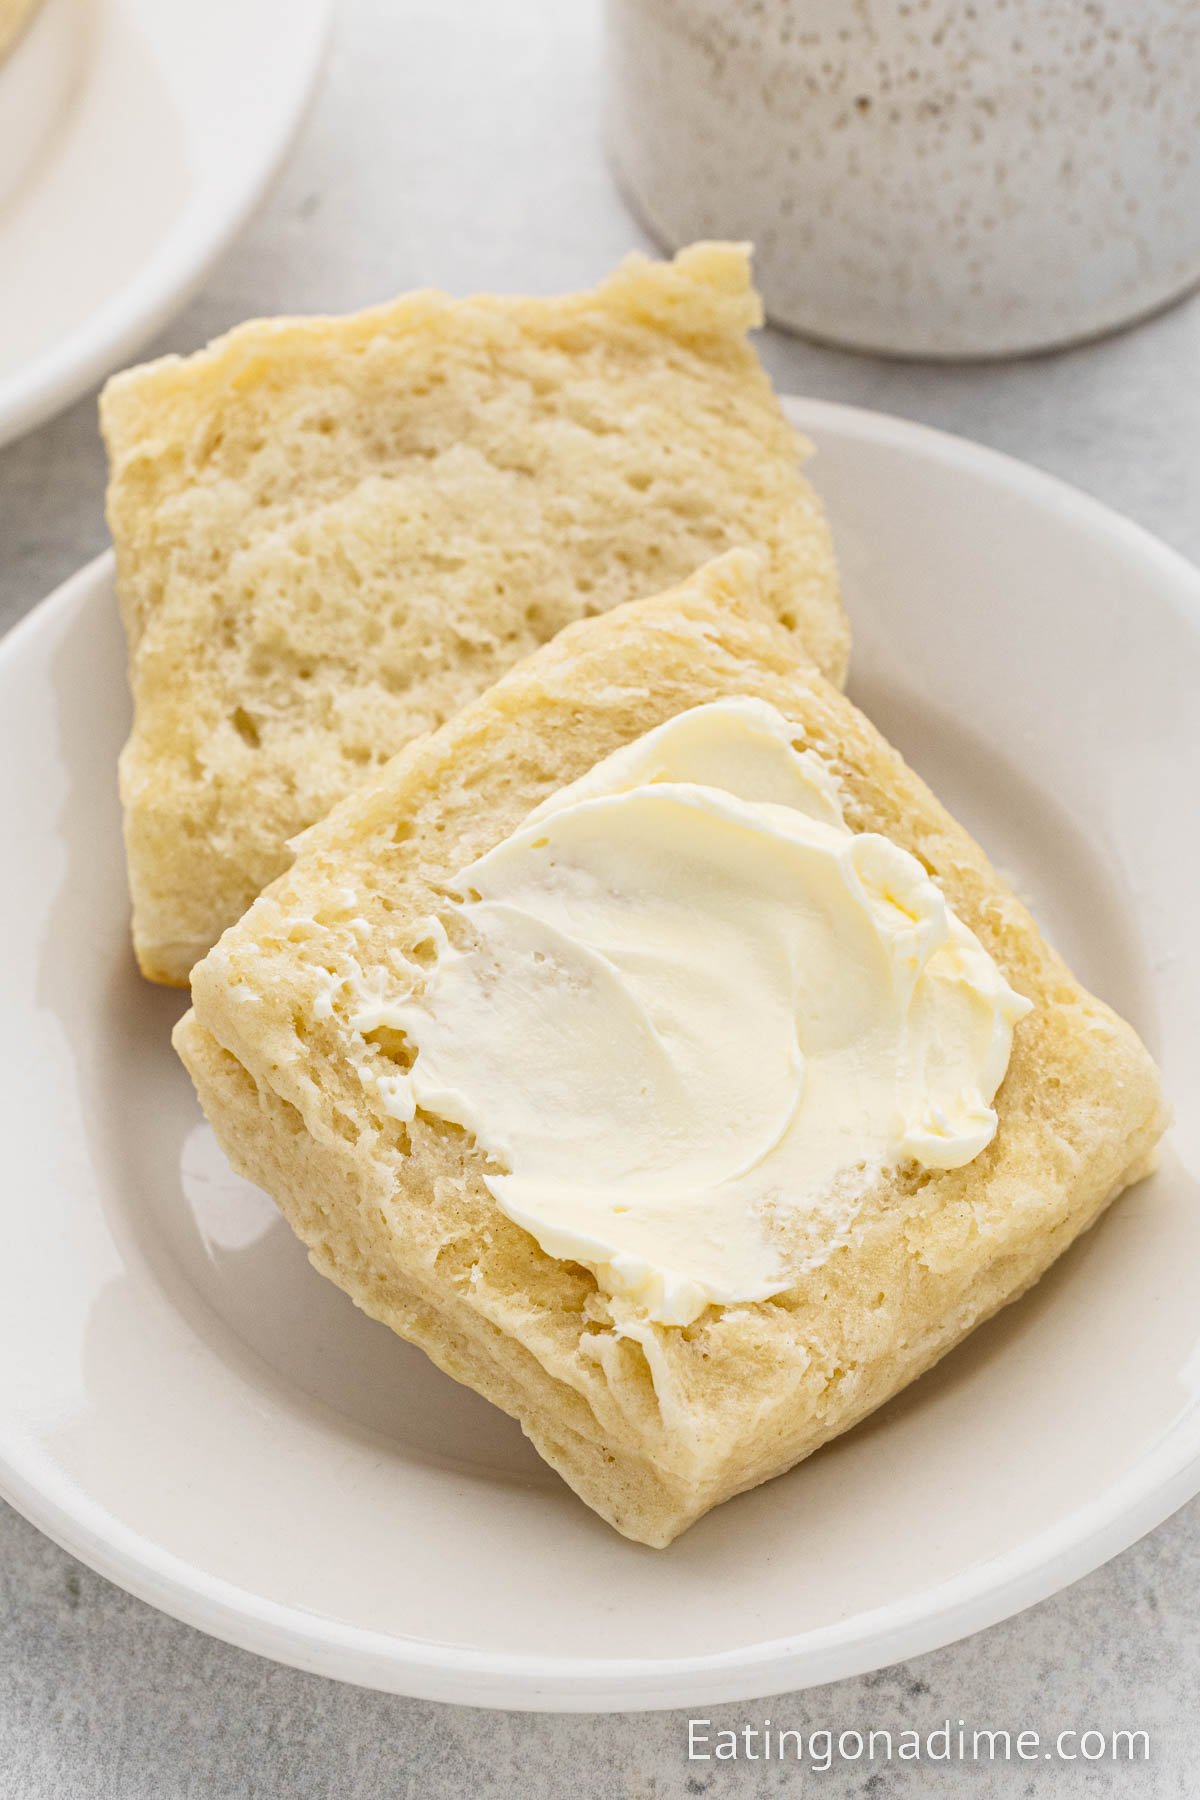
[1,401,1197,1711]
[0,0,332,449]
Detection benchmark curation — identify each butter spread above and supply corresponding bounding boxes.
[352,698,1031,1326]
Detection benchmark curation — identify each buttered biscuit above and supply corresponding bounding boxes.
[175,554,1163,1546]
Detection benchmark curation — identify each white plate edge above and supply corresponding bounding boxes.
[0,0,334,449]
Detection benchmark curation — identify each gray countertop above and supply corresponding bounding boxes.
[1,1,1198,1793]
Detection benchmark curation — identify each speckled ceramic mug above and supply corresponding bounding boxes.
[605,0,1200,358]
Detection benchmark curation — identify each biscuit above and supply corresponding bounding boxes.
[175,553,1164,1546]
[102,243,846,984]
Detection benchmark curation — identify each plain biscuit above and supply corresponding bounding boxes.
[102,243,847,984]
[176,553,1165,1547]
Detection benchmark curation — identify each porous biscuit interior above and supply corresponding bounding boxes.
[103,242,847,984]
[178,553,1165,1546]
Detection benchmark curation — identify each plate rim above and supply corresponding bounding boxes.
[0,0,334,450]
[2,398,1199,1710]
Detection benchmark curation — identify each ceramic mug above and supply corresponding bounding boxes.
[605,0,1200,358]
